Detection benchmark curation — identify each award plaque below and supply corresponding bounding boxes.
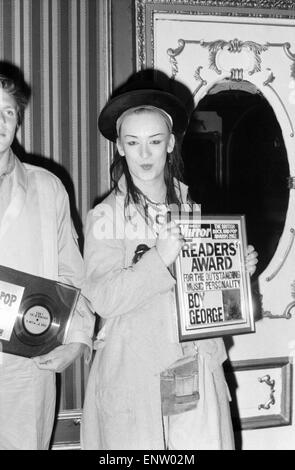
[172,214,255,341]
[0,265,80,357]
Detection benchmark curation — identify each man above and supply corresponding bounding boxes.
[0,66,94,449]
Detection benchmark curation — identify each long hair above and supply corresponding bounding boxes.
[110,108,186,220]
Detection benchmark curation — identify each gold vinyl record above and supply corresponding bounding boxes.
[0,265,80,357]
[14,294,61,347]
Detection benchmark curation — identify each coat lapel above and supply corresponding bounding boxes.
[0,154,27,241]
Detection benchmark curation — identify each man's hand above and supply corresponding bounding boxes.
[32,342,87,373]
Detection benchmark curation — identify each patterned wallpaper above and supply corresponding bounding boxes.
[0,0,112,410]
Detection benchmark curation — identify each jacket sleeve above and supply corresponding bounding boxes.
[54,182,95,353]
[83,205,176,319]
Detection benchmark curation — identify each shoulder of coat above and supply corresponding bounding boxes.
[92,188,124,215]
[23,163,66,195]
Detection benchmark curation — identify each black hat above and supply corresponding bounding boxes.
[98,80,189,142]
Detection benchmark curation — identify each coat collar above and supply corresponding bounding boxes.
[13,151,28,192]
[0,151,28,240]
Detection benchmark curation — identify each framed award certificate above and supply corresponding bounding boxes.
[0,265,80,357]
[172,214,255,341]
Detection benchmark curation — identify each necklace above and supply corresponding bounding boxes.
[142,190,168,207]
[143,196,169,236]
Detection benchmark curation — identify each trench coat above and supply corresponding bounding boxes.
[81,176,234,450]
[0,152,94,450]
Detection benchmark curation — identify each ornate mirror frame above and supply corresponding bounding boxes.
[135,0,295,320]
[136,0,295,69]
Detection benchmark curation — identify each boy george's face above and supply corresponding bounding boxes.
[0,88,18,157]
[116,110,175,191]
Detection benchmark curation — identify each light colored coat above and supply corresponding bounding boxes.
[81,177,234,450]
[0,153,94,450]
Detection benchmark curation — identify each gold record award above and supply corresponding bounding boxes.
[0,265,80,357]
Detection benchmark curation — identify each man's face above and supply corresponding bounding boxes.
[0,88,18,158]
[116,110,175,190]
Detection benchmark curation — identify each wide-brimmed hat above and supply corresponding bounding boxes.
[98,80,189,142]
